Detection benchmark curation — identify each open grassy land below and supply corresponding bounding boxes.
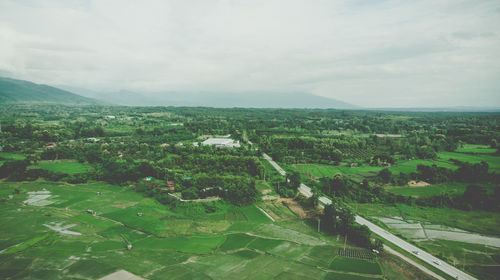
[0,152,26,168]
[290,159,460,180]
[418,239,500,280]
[387,182,469,197]
[31,160,91,175]
[438,152,500,173]
[0,152,26,160]
[353,203,500,236]
[456,144,497,154]
[0,180,386,279]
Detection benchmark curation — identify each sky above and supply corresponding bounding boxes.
[0,0,499,108]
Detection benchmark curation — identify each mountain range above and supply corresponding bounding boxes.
[0,77,99,105]
[0,76,358,109]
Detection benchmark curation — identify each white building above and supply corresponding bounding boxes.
[202,138,241,148]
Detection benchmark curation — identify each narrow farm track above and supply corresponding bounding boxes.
[262,153,477,280]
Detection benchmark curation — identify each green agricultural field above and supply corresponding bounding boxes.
[456,144,497,154]
[438,152,500,172]
[291,164,382,179]
[0,180,385,279]
[388,159,459,174]
[0,152,26,160]
[329,257,382,275]
[291,159,460,180]
[387,182,469,197]
[33,160,91,175]
[257,201,297,221]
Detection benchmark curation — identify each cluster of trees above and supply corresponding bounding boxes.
[321,205,373,249]
[377,161,493,186]
[0,159,90,183]
[181,174,257,205]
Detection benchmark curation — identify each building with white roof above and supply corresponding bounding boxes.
[202,138,241,148]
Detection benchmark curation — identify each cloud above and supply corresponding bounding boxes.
[0,0,499,107]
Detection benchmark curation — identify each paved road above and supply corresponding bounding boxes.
[383,246,446,280]
[262,153,287,176]
[262,153,477,280]
[357,216,476,280]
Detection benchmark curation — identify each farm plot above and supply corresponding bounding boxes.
[387,182,469,197]
[219,233,255,251]
[256,201,297,221]
[338,248,375,260]
[0,152,26,160]
[329,257,382,275]
[456,144,497,154]
[438,152,500,172]
[0,180,385,279]
[324,272,382,280]
[34,160,91,175]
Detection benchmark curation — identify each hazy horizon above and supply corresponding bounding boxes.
[1,0,499,108]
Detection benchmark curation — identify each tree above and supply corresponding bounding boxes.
[288,171,301,190]
[378,168,392,184]
[181,187,199,200]
[321,205,338,234]
[0,160,29,180]
[338,208,355,234]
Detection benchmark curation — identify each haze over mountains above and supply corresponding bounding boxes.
[0,77,99,105]
[0,76,357,109]
[1,76,499,111]
[62,86,358,109]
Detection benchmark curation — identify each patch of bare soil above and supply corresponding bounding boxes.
[113,201,139,208]
[262,189,271,195]
[279,198,310,218]
[408,180,430,187]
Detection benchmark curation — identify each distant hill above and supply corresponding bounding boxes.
[63,87,359,109]
[0,77,100,105]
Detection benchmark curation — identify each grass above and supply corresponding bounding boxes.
[247,237,285,252]
[0,152,26,160]
[0,234,50,255]
[0,180,385,279]
[354,202,500,236]
[240,205,272,223]
[329,257,382,275]
[418,239,499,267]
[388,159,459,174]
[438,152,500,172]
[33,160,91,175]
[257,201,297,221]
[387,182,469,197]
[218,233,255,251]
[292,159,461,180]
[456,144,497,154]
[324,272,382,280]
[135,235,225,254]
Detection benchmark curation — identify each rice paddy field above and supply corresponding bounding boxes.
[289,147,500,181]
[31,160,92,175]
[0,180,386,280]
[455,144,497,154]
[386,182,469,197]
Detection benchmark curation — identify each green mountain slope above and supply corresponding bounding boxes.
[0,77,100,105]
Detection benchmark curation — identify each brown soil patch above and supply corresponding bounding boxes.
[262,189,272,195]
[113,201,139,208]
[408,180,430,187]
[279,198,310,218]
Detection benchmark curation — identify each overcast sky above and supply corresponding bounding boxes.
[0,0,499,107]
